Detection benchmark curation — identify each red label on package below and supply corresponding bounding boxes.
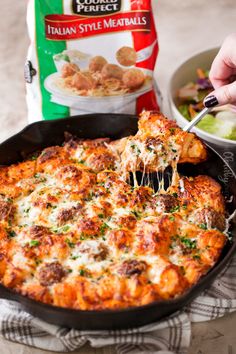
[45,11,150,40]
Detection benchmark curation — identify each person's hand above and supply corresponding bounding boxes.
[204,33,236,108]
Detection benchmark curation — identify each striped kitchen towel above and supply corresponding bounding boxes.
[0,254,236,354]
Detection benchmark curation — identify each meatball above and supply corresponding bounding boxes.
[117,215,137,230]
[57,208,76,225]
[78,217,101,237]
[86,151,115,172]
[38,262,66,286]
[101,63,123,80]
[38,146,61,163]
[0,200,12,221]
[93,244,109,261]
[122,68,145,89]
[57,205,82,225]
[118,260,147,276]
[116,46,137,67]
[89,56,107,72]
[192,207,226,231]
[71,72,94,91]
[157,194,179,213]
[130,186,152,208]
[30,225,50,238]
[61,63,79,78]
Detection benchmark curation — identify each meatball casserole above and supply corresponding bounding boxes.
[0,112,228,310]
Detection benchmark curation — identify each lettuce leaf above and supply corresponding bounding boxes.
[178,104,191,121]
[197,114,236,140]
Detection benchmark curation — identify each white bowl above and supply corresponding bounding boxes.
[168,48,236,148]
[44,70,153,114]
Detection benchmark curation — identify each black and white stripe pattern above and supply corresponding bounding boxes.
[0,254,235,354]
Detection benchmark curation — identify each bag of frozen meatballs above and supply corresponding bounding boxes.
[26,0,160,122]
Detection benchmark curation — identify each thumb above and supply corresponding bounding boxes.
[204,81,236,107]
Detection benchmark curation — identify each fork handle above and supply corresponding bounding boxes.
[183,107,211,132]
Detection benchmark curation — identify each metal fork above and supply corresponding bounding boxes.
[183,107,211,132]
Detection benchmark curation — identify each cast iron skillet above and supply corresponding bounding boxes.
[0,113,235,330]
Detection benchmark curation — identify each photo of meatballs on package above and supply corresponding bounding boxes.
[26,0,160,122]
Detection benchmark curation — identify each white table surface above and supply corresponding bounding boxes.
[0,0,236,353]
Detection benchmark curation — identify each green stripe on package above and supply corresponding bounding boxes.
[35,0,69,120]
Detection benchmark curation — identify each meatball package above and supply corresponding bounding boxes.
[26,0,161,122]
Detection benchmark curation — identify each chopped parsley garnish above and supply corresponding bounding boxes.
[51,227,58,233]
[169,215,175,221]
[130,144,141,155]
[78,159,85,164]
[65,238,75,248]
[35,259,42,266]
[24,207,31,214]
[29,240,40,247]
[182,204,187,210]
[169,205,180,213]
[180,237,196,249]
[169,128,176,134]
[172,192,178,198]
[70,255,79,260]
[52,225,71,234]
[193,254,201,260]
[30,154,38,161]
[85,192,95,201]
[61,225,70,232]
[80,233,86,241]
[7,230,16,238]
[46,203,57,209]
[131,210,142,219]
[34,174,47,183]
[199,223,207,230]
[100,222,111,236]
[98,213,104,219]
[79,269,85,276]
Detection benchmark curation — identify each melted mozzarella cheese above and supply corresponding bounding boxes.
[179,179,185,193]
[169,245,182,265]
[145,255,168,284]
[64,240,108,273]
[11,252,32,272]
[73,146,85,161]
[16,194,41,226]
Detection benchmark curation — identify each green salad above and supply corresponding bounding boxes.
[177,68,236,140]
